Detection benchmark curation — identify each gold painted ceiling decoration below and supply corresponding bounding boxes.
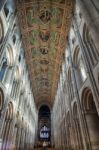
[16,0,75,107]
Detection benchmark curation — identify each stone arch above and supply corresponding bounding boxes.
[81,87,97,112]
[38,105,51,145]
[81,87,99,149]
[38,101,51,111]
[6,44,14,66]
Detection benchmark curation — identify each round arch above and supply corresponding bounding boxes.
[81,87,97,112]
[39,105,50,117]
[6,44,14,66]
[81,87,99,149]
[37,99,52,110]
[38,104,51,146]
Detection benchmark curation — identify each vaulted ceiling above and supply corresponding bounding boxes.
[16,0,75,108]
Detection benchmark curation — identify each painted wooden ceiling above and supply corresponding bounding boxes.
[16,0,75,107]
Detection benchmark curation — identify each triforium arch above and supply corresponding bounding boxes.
[81,87,99,149]
[1,101,13,150]
[72,102,84,150]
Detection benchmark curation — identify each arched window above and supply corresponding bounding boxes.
[81,88,99,149]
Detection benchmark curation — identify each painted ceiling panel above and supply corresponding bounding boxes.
[16,0,75,107]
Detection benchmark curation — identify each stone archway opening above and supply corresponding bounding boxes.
[82,88,99,150]
[37,105,51,148]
